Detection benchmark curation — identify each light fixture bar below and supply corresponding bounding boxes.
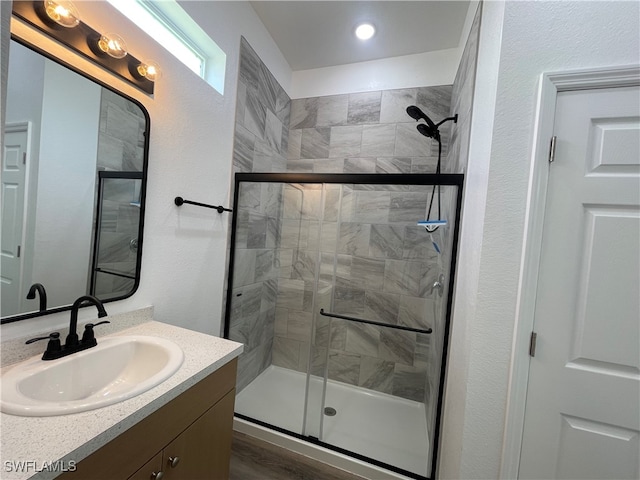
[12,1,155,95]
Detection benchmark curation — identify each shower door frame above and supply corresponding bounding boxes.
[224,172,464,480]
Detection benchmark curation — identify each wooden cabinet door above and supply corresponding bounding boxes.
[163,390,235,480]
[128,452,163,480]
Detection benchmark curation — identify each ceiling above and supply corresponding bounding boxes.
[249,1,471,71]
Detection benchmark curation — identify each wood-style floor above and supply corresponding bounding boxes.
[230,431,368,480]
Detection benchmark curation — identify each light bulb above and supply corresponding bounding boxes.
[355,23,375,40]
[44,0,80,28]
[136,61,161,82]
[97,33,128,59]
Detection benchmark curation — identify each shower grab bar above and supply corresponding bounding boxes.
[174,196,232,213]
[319,309,432,334]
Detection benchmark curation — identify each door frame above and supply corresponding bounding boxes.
[500,65,640,479]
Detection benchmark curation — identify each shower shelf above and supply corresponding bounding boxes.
[319,309,432,334]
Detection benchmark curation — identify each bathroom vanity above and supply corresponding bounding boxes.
[0,314,243,480]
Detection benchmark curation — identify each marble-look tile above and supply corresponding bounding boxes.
[247,214,267,248]
[232,123,256,171]
[275,86,291,126]
[97,135,124,171]
[287,129,302,160]
[338,223,371,256]
[388,192,429,223]
[257,62,279,113]
[410,156,439,173]
[290,98,318,129]
[334,286,365,315]
[393,364,426,402]
[319,222,338,253]
[343,157,376,173]
[375,157,411,173]
[255,249,276,282]
[416,85,453,123]
[232,249,256,287]
[329,125,362,157]
[287,310,313,342]
[398,295,431,330]
[280,219,306,249]
[332,254,353,289]
[286,159,315,173]
[236,346,260,392]
[261,278,278,312]
[345,323,380,357]
[301,188,323,220]
[301,127,330,159]
[364,291,400,324]
[379,329,415,366]
[354,191,390,223]
[312,158,345,173]
[317,94,349,126]
[361,124,396,157]
[383,259,434,297]
[395,123,431,157]
[403,226,439,260]
[348,91,382,125]
[369,224,405,259]
[272,336,301,370]
[275,307,288,336]
[244,88,267,140]
[358,356,394,394]
[239,37,260,92]
[264,110,283,153]
[291,249,317,282]
[351,256,385,291]
[283,186,303,219]
[323,188,341,222]
[234,209,249,249]
[328,349,361,386]
[380,88,417,124]
[276,278,305,310]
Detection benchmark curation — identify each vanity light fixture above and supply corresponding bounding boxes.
[13,0,157,95]
[355,23,375,40]
[97,32,128,59]
[135,60,161,82]
[43,0,80,28]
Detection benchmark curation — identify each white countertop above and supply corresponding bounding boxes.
[0,320,243,480]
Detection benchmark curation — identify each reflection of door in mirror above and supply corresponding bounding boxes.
[1,122,30,316]
[2,39,149,322]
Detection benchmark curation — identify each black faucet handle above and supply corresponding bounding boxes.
[26,332,60,344]
[81,320,111,346]
[26,332,62,360]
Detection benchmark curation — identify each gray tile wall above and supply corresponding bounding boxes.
[229,36,459,407]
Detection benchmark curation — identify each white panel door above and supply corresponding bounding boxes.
[519,86,640,479]
[1,125,29,316]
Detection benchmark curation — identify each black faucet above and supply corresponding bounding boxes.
[26,283,47,312]
[26,295,109,360]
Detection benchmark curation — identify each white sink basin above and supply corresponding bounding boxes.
[1,335,184,417]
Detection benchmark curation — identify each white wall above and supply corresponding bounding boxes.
[33,61,100,308]
[2,0,291,340]
[442,1,640,478]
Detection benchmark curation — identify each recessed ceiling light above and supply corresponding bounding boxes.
[355,23,375,41]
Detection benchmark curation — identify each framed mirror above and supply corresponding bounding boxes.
[1,36,149,324]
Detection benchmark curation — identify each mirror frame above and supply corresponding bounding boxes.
[1,34,150,325]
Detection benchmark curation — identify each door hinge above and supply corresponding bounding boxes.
[529,331,538,357]
[22,152,26,164]
[17,245,21,258]
[548,136,557,163]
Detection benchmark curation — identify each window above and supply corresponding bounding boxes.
[107,0,226,94]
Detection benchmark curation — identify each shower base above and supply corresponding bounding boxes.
[235,365,429,479]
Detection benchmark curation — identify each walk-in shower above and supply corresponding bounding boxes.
[224,172,462,479]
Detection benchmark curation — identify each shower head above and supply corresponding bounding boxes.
[417,123,440,141]
[406,105,437,129]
